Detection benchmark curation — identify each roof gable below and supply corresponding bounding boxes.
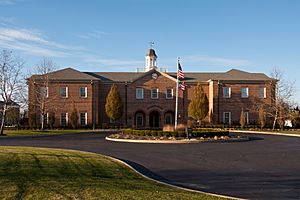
[30,67,99,81]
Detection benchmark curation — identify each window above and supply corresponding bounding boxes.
[60,113,68,126]
[40,87,48,98]
[79,87,87,98]
[259,87,266,98]
[80,112,87,126]
[223,87,231,98]
[136,88,144,99]
[151,88,159,99]
[60,87,68,98]
[241,87,249,98]
[165,113,173,124]
[223,112,231,125]
[166,89,173,99]
[136,113,144,127]
[244,112,249,124]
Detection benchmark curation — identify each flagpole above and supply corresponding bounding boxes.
[175,58,179,130]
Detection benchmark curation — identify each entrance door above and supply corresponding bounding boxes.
[149,111,160,128]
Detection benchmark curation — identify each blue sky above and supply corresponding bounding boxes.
[0,0,300,102]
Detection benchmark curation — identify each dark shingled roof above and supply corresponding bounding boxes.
[88,69,272,83]
[146,48,157,57]
[30,68,99,81]
[29,68,272,83]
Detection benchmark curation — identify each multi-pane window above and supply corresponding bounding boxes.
[241,87,249,98]
[136,113,144,127]
[80,112,87,126]
[40,87,48,98]
[79,87,87,98]
[259,87,266,98]
[151,88,159,99]
[136,88,144,99]
[223,112,231,125]
[60,113,68,126]
[166,89,173,99]
[223,87,231,98]
[60,87,68,98]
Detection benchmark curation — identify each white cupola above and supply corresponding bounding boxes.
[145,48,157,71]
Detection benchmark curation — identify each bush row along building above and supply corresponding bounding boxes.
[28,48,275,128]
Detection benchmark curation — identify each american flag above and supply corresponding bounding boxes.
[178,62,184,79]
[179,82,186,90]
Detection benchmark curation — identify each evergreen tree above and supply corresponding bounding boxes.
[188,83,209,126]
[105,84,123,122]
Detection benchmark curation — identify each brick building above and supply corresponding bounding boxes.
[28,48,274,128]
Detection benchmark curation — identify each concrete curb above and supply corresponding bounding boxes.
[107,155,244,200]
[105,136,249,144]
[231,130,300,138]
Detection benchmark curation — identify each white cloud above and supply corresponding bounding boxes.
[0,0,18,5]
[75,30,108,40]
[0,28,73,57]
[182,55,252,67]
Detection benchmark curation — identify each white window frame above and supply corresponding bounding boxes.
[60,86,68,98]
[241,87,249,98]
[80,112,87,126]
[223,112,231,125]
[136,88,144,99]
[166,88,173,99]
[79,87,87,98]
[151,88,159,99]
[223,87,231,98]
[60,113,68,126]
[259,87,267,98]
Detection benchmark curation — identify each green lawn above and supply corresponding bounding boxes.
[1,129,97,137]
[0,147,228,200]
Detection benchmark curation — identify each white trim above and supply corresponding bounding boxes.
[151,88,159,99]
[136,88,144,99]
[259,87,267,98]
[79,87,88,98]
[166,88,173,99]
[80,112,87,126]
[46,87,49,98]
[223,87,231,98]
[60,112,68,126]
[223,112,231,125]
[241,87,249,98]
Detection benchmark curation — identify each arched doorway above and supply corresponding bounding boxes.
[149,111,160,128]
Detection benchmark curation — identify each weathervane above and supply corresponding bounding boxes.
[149,41,154,48]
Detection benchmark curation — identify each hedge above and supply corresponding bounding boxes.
[123,129,229,138]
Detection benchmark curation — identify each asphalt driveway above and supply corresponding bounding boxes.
[0,131,299,200]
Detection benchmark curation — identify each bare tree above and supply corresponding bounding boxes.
[30,58,57,130]
[0,50,25,135]
[257,68,295,130]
